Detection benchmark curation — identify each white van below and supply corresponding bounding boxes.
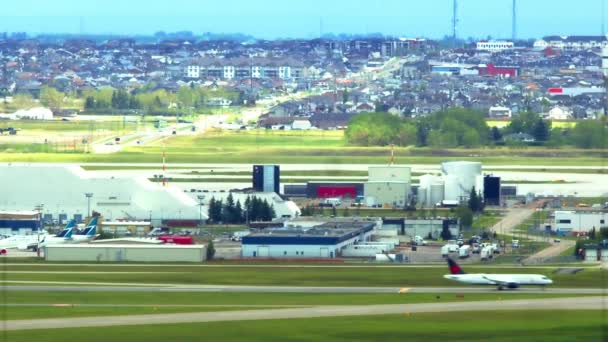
[458,245,471,259]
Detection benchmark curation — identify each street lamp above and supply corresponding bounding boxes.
[84,193,93,217]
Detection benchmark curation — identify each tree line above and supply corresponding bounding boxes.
[207,194,276,224]
[345,109,608,149]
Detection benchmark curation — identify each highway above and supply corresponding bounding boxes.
[1,296,605,331]
[2,284,605,294]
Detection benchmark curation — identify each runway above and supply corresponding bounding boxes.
[2,284,606,294]
[1,296,604,331]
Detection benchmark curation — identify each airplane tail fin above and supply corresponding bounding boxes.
[64,227,74,239]
[447,257,466,275]
[65,219,76,229]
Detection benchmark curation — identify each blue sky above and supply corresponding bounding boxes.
[0,0,605,39]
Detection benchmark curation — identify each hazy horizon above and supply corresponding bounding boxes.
[1,0,607,40]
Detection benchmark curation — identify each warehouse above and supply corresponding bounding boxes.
[44,244,207,262]
[583,242,608,262]
[554,211,608,235]
[241,221,375,258]
[306,182,364,199]
[364,166,411,207]
[404,218,459,240]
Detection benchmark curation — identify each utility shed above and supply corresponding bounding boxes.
[44,244,206,262]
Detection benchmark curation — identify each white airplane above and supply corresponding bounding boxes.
[38,222,76,247]
[71,217,99,242]
[0,219,77,253]
[443,257,553,290]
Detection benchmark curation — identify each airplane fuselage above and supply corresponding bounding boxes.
[444,273,553,288]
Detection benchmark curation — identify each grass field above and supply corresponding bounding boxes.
[1,129,608,165]
[3,310,605,341]
[0,291,593,321]
[1,265,606,288]
[3,291,587,307]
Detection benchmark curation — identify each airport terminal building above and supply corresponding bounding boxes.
[241,221,375,258]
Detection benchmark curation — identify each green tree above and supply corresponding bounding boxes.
[456,206,474,229]
[468,188,479,212]
[571,120,607,149]
[490,126,502,142]
[589,227,597,240]
[206,240,215,260]
[40,86,64,111]
[12,93,36,109]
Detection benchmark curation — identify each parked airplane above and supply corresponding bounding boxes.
[443,257,553,290]
[0,219,77,253]
[38,224,75,247]
[72,217,99,242]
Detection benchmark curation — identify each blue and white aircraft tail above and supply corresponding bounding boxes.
[72,216,99,242]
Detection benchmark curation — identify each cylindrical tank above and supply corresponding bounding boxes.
[429,183,445,207]
[418,186,427,207]
[441,161,482,199]
[444,175,460,201]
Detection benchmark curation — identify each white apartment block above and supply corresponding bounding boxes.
[476,41,514,52]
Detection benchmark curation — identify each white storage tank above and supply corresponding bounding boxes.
[429,182,445,207]
[443,175,460,201]
[418,186,428,207]
[441,161,482,201]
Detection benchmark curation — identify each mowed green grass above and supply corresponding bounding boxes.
[4,311,605,342]
[0,306,259,320]
[1,128,606,165]
[5,291,586,307]
[2,265,607,288]
[0,120,142,132]
[0,292,593,320]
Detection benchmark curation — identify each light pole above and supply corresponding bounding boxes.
[197,195,205,228]
[85,193,93,217]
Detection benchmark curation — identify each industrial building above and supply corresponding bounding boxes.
[380,217,459,239]
[583,242,608,262]
[0,164,204,225]
[253,165,280,193]
[241,220,375,258]
[44,244,207,262]
[305,181,364,199]
[554,211,608,235]
[364,166,411,207]
[0,211,41,235]
[483,176,501,206]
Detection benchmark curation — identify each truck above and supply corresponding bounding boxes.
[480,246,494,260]
[458,245,471,259]
[413,235,427,246]
[472,243,481,254]
[320,198,342,207]
[512,239,520,248]
[436,200,460,208]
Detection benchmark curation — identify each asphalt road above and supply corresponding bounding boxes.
[2,285,605,294]
[1,296,605,331]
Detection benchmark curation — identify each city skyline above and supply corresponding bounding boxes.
[0,0,607,40]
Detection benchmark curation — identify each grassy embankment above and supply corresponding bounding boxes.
[4,310,605,342]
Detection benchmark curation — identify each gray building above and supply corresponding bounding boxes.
[241,221,375,258]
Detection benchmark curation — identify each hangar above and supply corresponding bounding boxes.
[0,163,205,224]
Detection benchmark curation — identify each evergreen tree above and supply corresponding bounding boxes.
[234,200,244,224]
[468,187,479,212]
[590,227,597,240]
[85,96,95,109]
[490,126,502,142]
[206,240,215,260]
